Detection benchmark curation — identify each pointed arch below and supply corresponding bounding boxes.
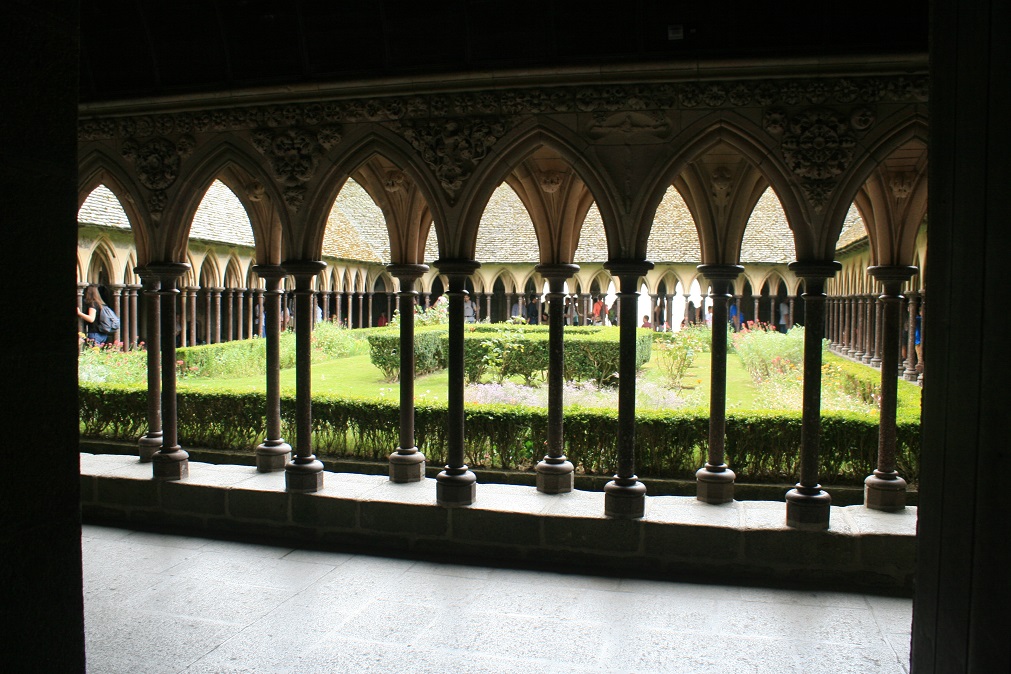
[636,113,806,261]
[455,119,623,262]
[77,149,152,264]
[162,139,288,265]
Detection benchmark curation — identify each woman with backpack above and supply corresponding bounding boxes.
[77,284,116,345]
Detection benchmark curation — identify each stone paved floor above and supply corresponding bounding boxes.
[82,524,912,674]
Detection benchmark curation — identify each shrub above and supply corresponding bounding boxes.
[653,331,697,392]
[366,326,445,381]
[78,341,148,384]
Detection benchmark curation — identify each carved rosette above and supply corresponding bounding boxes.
[250,125,339,210]
[120,135,192,220]
[394,117,507,201]
[779,109,862,212]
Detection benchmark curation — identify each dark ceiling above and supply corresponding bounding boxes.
[80,0,929,103]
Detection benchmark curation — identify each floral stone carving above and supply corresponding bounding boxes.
[394,117,507,200]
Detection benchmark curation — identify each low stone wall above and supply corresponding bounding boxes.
[80,453,917,593]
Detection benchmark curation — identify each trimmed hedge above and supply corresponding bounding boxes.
[366,325,653,386]
[79,377,920,485]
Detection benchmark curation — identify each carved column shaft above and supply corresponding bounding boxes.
[137,272,162,462]
[696,265,742,505]
[388,264,428,483]
[435,260,480,506]
[865,266,916,511]
[282,261,326,492]
[904,292,920,379]
[149,263,191,480]
[785,261,840,530]
[253,267,291,472]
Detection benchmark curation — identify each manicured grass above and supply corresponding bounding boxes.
[180,349,770,410]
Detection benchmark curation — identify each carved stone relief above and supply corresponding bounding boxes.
[119,135,194,220]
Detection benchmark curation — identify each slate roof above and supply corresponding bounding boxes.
[79,179,867,263]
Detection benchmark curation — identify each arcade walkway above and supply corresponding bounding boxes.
[82,524,912,673]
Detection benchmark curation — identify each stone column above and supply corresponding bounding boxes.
[365,291,373,327]
[254,289,263,337]
[386,292,394,321]
[135,270,162,462]
[223,289,234,342]
[108,283,124,346]
[535,264,579,493]
[127,284,140,349]
[76,283,86,334]
[871,297,884,367]
[282,261,327,492]
[853,296,866,361]
[862,295,875,363]
[148,262,190,480]
[185,287,196,346]
[356,292,364,328]
[865,266,917,511]
[388,264,429,482]
[903,292,920,380]
[211,287,223,343]
[235,289,245,339]
[788,296,796,330]
[696,264,743,504]
[435,260,481,506]
[602,260,653,518]
[252,266,292,472]
[785,261,841,529]
[485,293,493,323]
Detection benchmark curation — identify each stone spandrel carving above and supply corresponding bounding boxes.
[121,137,181,191]
[587,110,671,141]
[393,117,507,201]
[779,108,866,212]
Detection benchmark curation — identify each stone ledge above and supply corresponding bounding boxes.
[79,453,917,593]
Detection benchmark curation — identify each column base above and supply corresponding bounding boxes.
[696,465,736,504]
[535,459,574,494]
[785,487,832,530]
[436,469,476,506]
[604,479,646,518]
[864,471,907,511]
[285,458,324,492]
[255,440,291,473]
[152,448,189,480]
[871,357,883,368]
[138,432,162,463]
[389,447,426,483]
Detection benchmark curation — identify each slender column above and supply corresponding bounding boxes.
[127,284,140,349]
[76,284,86,334]
[177,288,187,347]
[211,287,223,343]
[235,290,245,339]
[200,288,210,344]
[355,292,364,328]
[485,293,492,323]
[696,264,743,504]
[148,262,191,480]
[108,283,124,346]
[434,260,481,506]
[785,261,840,529]
[367,291,374,327]
[903,292,920,380]
[534,264,579,493]
[136,271,163,462]
[119,285,131,349]
[916,292,925,385]
[282,261,327,491]
[853,296,866,360]
[862,295,875,363]
[602,260,653,518]
[222,289,233,342]
[871,297,884,367]
[388,264,429,482]
[386,292,393,321]
[252,267,292,471]
[185,287,196,346]
[865,266,917,511]
[788,296,796,330]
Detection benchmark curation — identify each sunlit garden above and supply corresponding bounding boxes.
[79,303,920,485]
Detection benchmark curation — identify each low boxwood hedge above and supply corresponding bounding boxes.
[80,374,919,486]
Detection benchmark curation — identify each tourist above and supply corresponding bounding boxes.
[641,315,652,329]
[728,302,740,331]
[77,284,112,345]
[464,294,476,323]
[705,306,713,327]
[778,299,789,333]
[377,312,388,327]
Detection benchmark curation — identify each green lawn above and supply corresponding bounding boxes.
[181,349,772,410]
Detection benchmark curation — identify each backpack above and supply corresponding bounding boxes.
[96,305,120,334]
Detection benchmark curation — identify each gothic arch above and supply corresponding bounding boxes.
[77,150,152,264]
[456,119,623,263]
[300,128,444,265]
[163,139,288,265]
[635,114,804,262]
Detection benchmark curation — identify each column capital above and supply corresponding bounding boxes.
[867,265,919,285]
[788,260,842,279]
[534,263,579,280]
[697,263,744,281]
[106,282,125,291]
[143,262,191,284]
[433,259,480,278]
[603,259,653,282]
[387,263,429,282]
[252,263,287,281]
[281,259,326,280]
